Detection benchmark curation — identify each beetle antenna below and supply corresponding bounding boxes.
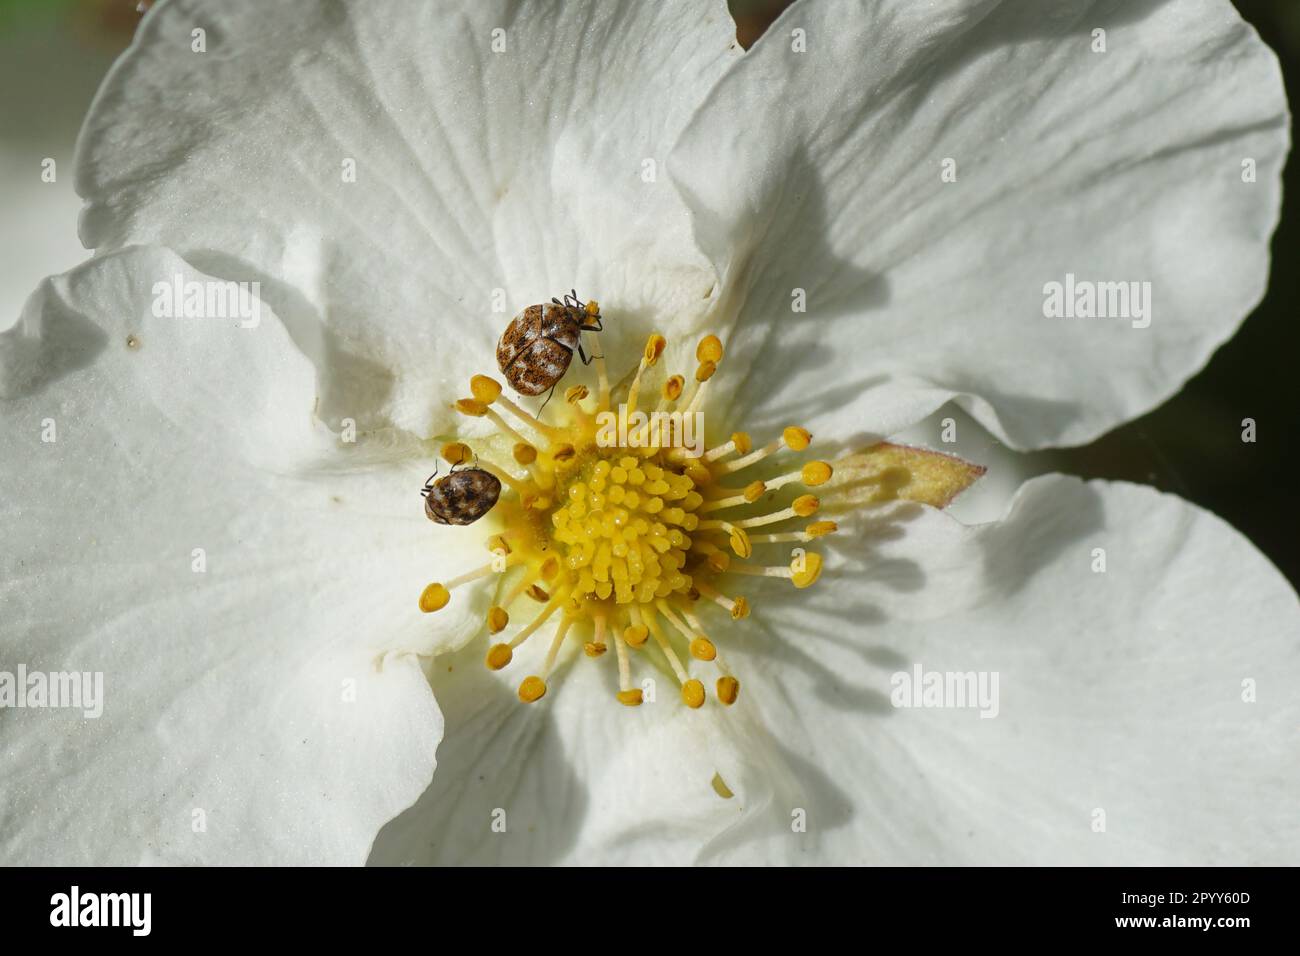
[421,465,439,494]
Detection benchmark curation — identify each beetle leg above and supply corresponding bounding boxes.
[538,384,557,415]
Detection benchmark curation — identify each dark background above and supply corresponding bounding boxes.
[1,0,1294,585]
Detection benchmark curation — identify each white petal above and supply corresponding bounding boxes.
[76,0,739,437]
[727,476,1300,864]
[0,247,482,864]
[672,0,1288,448]
[369,636,784,865]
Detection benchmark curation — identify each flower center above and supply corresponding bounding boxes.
[552,452,701,605]
[418,325,838,710]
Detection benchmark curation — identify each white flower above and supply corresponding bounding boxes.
[1,0,1296,866]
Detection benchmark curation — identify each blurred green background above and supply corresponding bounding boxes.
[2,0,1295,586]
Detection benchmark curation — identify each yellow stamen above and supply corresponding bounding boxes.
[696,335,724,364]
[492,391,566,439]
[626,334,666,415]
[644,608,692,689]
[748,520,838,544]
[783,426,812,451]
[455,397,487,417]
[518,675,547,703]
[729,494,820,529]
[682,679,706,709]
[585,613,608,657]
[716,676,740,705]
[801,461,833,485]
[418,583,450,613]
[728,552,823,588]
[696,582,750,619]
[700,480,766,512]
[506,591,567,650]
[441,442,471,465]
[716,437,782,474]
[470,374,502,404]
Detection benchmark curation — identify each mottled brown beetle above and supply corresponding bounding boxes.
[421,461,501,525]
[496,290,602,397]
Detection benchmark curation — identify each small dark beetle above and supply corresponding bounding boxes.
[421,463,501,525]
[496,289,602,396]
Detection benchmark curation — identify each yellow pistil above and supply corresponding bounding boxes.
[419,325,980,711]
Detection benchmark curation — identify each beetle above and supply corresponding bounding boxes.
[421,462,501,525]
[496,289,602,396]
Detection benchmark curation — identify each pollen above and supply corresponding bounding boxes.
[418,321,978,714]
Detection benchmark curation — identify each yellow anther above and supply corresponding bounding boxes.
[485,643,513,670]
[682,679,706,709]
[716,676,740,705]
[526,584,550,602]
[585,299,600,317]
[801,461,833,486]
[684,460,712,486]
[783,426,812,451]
[455,398,488,417]
[518,676,547,703]
[550,443,576,462]
[486,534,511,554]
[805,520,838,538]
[418,583,450,613]
[539,556,560,581]
[791,552,823,588]
[792,494,820,517]
[696,335,723,364]
[584,641,607,658]
[441,442,471,465]
[743,480,766,503]
[689,637,717,661]
[513,442,537,465]
[707,550,730,573]
[731,596,750,620]
[663,375,685,401]
[565,384,589,403]
[487,606,509,633]
[624,625,649,647]
[617,688,644,707]
[731,432,752,455]
[728,527,752,558]
[695,360,717,382]
[644,334,667,365]
[470,375,502,404]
